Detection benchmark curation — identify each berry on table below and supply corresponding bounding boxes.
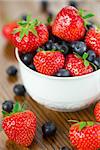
[69,121,100,150]
[13,84,26,96]
[71,41,87,56]
[87,50,96,62]
[6,66,18,76]
[42,121,57,137]
[2,102,36,147]
[55,69,71,77]
[60,146,70,150]
[21,53,33,65]
[2,100,14,113]
[21,15,27,21]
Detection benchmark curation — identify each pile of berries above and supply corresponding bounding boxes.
[2,6,100,77]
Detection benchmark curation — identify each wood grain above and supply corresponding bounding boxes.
[0,1,100,149]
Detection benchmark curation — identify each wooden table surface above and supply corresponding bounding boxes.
[0,37,97,150]
[0,1,100,149]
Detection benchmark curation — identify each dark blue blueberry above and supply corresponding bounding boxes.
[45,43,52,50]
[71,41,87,56]
[61,45,69,55]
[51,43,57,50]
[93,57,100,69]
[42,121,57,137]
[69,0,78,8]
[41,1,48,12]
[13,84,26,96]
[87,50,96,62]
[60,146,70,150]
[29,64,36,71]
[55,69,71,77]
[22,53,33,65]
[6,66,18,76]
[21,15,27,21]
[2,100,14,113]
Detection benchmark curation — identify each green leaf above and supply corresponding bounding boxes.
[2,111,8,116]
[19,27,27,40]
[18,21,27,26]
[82,53,89,60]
[79,9,85,17]
[87,121,94,126]
[83,13,94,19]
[13,102,22,113]
[26,15,31,23]
[31,28,38,36]
[79,122,87,130]
[47,16,52,25]
[84,60,90,67]
[13,28,21,34]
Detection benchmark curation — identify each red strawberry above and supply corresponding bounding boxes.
[94,101,100,122]
[65,54,93,76]
[69,121,100,150]
[2,21,18,40]
[85,28,100,56]
[11,17,48,53]
[52,6,86,42]
[2,102,36,147]
[34,50,65,75]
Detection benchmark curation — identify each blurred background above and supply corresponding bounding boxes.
[0,0,100,29]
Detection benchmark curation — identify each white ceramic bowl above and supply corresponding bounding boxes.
[16,48,100,112]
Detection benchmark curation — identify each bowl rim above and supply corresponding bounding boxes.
[15,48,100,80]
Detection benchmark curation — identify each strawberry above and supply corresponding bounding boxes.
[2,21,18,40]
[2,102,36,147]
[11,16,49,53]
[65,54,93,76]
[52,6,95,42]
[85,28,100,56]
[34,50,65,75]
[52,6,85,42]
[69,121,100,150]
[94,101,100,122]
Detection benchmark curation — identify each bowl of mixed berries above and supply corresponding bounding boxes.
[3,6,100,111]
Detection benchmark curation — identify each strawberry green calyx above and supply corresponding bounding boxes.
[13,15,41,40]
[71,121,95,130]
[79,9,94,27]
[2,102,26,117]
[47,16,52,25]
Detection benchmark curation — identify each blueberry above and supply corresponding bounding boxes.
[42,121,57,137]
[29,64,36,71]
[2,101,14,113]
[87,50,96,62]
[69,0,78,8]
[22,53,33,65]
[61,45,69,55]
[93,57,100,69]
[21,15,27,21]
[71,41,87,56]
[52,43,57,50]
[46,43,52,50]
[6,66,18,76]
[13,84,26,96]
[55,69,71,77]
[60,146,70,150]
